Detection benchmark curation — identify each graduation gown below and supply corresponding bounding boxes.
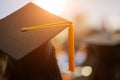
[6,41,62,80]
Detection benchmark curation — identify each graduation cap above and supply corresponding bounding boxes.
[0,2,75,71]
[83,32,120,46]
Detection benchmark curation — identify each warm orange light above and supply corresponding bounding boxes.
[33,0,67,15]
[21,21,75,72]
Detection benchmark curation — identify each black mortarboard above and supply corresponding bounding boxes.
[0,2,75,71]
[83,32,120,46]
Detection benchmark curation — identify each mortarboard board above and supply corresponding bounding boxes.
[83,32,120,46]
[0,2,75,71]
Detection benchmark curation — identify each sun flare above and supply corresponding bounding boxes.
[33,0,67,15]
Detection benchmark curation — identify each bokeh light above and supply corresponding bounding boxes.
[81,66,92,77]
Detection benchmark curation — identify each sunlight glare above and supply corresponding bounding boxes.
[33,0,67,15]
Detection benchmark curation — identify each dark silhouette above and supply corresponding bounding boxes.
[4,42,62,80]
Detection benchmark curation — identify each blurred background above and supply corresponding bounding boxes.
[0,0,120,80]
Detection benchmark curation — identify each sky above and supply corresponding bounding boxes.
[0,0,31,19]
[0,0,120,28]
